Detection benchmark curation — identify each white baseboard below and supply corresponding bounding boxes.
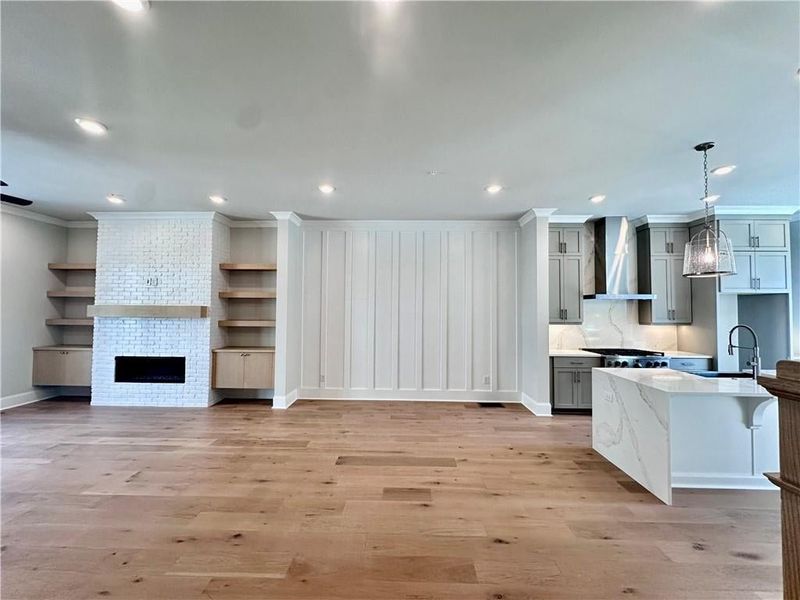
[672,473,778,491]
[272,388,298,410]
[298,388,520,403]
[520,391,552,417]
[1,388,60,411]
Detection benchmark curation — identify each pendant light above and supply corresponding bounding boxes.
[682,142,736,278]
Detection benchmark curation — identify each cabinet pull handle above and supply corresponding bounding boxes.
[756,236,760,248]
[756,278,760,290]
[576,371,581,383]
[564,308,568,320]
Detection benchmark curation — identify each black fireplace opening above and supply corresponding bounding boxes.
[115,356,185,384]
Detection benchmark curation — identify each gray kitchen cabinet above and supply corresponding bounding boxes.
[551,356,602,410]
[637,225,692,324]
[649,226,689,256]
[719,219,790,252]
[549,226,584,324]
[552,368,578,409]
[550,226,583,255]
[719,250,790,294]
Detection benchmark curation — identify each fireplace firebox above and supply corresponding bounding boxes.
[114,356,186,384]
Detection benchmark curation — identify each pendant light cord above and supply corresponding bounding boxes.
[703,148,710,227]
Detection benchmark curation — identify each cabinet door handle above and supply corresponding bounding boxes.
[576,371,581,383]
[755,236,760,248]
[564,309,568,320]
[756,278,761,290]
[749,235,754,248]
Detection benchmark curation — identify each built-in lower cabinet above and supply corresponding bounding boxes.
[212,348,274,389]
[551,356,602,410]
[32,346,92,386]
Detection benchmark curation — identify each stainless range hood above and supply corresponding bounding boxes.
[584,217,656,301]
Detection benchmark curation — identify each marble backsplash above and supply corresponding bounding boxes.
[550,299,678,351]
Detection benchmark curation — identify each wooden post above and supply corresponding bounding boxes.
[759,360,800,600]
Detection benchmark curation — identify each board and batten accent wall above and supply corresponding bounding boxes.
[299,222,520,401]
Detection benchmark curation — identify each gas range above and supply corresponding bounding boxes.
[581,348,669,369]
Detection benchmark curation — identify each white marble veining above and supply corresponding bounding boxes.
[550,299,679,351]
[592,368,779,505]
[549,349,711,359]
[592,369,672,503]
[597,367,773,398]
[548,349,602,357]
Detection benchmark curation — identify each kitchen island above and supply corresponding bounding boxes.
[592,368,778,504]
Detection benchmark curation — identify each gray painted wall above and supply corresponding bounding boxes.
[1,211,68,402]
[792,218,800,357]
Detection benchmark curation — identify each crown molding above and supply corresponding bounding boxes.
[302,219,519,232]
[88,211,218,221]
[550,214,593,224]
[710,205,800,217]
[0,203,68,227]
[631,214,693,228]
[518,208,557,227]
[228,220,278,228]
[270,211,302,226]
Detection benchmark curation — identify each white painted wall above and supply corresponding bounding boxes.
[0,208,67,408]
[299,222,520,401]
[518,212,552,415]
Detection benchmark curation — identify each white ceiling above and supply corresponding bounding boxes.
[1,1,798,221]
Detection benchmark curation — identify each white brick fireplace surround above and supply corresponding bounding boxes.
[89,212,228,407]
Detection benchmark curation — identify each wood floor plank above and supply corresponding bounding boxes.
[0,398,783,599]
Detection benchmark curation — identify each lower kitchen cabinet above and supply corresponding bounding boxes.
[32,346,92,386]
[551,356,601,410]
[212,348,275,389]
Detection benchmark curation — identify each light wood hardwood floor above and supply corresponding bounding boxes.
[1,399,782,599]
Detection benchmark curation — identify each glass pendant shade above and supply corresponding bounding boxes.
[682,224,736,278]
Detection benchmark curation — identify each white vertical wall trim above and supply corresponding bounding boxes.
[464,231,473,391]
[367,231,377,390]
[344,231,353,391]
[440,233,449,391]
[319,231,328,388]
[391,231,400,391]
[491,230,498,392]
[415,231,424,391]
[299,222,524,401]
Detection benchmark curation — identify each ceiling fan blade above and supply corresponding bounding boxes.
[1,194,33,206]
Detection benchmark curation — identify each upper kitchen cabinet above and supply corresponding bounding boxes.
[636,224,692,324]
[648,226,690,256]
[721,219,790,252]
[717,218,791,294]
[549,225,583,256]
[549,226,584,324]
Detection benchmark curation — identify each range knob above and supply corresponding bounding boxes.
[645,361,653,368]
[614,360,621,367]
[633,363,641,368]
[621,361,629,368]
[660,361,669,368]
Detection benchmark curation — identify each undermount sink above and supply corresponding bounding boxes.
[692,371,754,379]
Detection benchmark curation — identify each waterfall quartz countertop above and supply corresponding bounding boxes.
[592,367,778,505]
[549,349,713,359]
[597,367,775,397]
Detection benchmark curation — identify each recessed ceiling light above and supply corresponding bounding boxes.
[589,194,606,204]
[702,194,720,203]
[74,118,108,135]
[318,184,335,194]
[426,170,442,176]
[209,195,227,204]
[111,0,150,12]
[485,184,503,194]
[710,165,736,176]
[106,194,125,204]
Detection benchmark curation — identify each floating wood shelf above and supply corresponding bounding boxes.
[219,289,277,299]
[48,263,96,271]
[47,288,96,298]
[88,305,209,318]
[220,263,277,271]
[45,318,93,326]
[218,320,276,328]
